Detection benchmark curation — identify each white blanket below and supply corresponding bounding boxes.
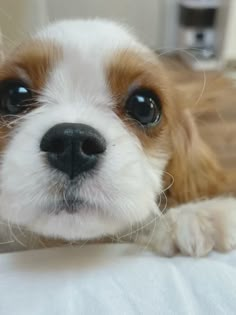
[0,244,236,315]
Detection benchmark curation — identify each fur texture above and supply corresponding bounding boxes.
[0,19,235,256]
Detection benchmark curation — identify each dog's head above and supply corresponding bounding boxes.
[0,19,223,241]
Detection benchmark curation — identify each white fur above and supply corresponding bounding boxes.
[139,197,236,257]
[0,19,235,257]
[0,19,165,241]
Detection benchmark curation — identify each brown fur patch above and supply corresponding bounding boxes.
[0,39,61,150]
[106,49,228,206]
[106,49,177,155]
[0,40,61,90]
[165,107,227,204]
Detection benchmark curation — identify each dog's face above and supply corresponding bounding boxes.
[0,19,181,240]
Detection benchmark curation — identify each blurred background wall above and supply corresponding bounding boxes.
[0,0,47,47]
[221,0,236,61]
[47,0,166,49]
[0,0,236,69]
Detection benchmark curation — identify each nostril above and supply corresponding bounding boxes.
[81,137,106,156]
[50,138,65,154]
[40,136,66,154]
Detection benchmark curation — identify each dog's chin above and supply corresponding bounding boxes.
[0,167,160,241]
[47,198,92,214]
[28,204,126,241]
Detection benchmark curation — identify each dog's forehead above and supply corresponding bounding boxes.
[34,19,149,103]
[36,19,144,59]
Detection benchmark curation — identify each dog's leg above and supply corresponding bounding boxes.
[138,197,236,257]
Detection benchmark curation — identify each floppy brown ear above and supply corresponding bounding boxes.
[0,28,4,63]
[165,107,227,205]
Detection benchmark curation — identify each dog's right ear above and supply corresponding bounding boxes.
[0,29,4,64]
[164,96,227,205]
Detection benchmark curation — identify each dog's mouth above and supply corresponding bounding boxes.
[55,198,87,214]
[44,181,97,215]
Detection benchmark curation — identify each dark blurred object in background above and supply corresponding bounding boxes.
[176,0,222,70]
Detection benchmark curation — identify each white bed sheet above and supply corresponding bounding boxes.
[0,244,236,315]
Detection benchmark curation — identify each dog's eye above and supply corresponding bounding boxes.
[0,81,32,114]
[125,88,161,126]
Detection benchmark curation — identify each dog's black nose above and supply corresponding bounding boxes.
[40,123,106,179]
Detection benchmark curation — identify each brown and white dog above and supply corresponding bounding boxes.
[0,19,235,256]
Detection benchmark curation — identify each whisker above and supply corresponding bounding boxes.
[7,220,27,248]
[157,47,207,108]
[162,170,175,193]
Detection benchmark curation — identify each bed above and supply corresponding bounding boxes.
[0,244,235,315]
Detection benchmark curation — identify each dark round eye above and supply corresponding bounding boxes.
[125,88,162,126]
[0,81,32,114]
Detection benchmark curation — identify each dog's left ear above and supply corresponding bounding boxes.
[0,29,4,64]
[165,100,227,205]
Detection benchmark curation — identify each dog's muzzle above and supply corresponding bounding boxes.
[40,123,106,179]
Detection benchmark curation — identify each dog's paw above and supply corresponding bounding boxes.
[173,210,215,256]
[143,198,236,257]
[145,209,215,257]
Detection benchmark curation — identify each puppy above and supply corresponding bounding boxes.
[0,19,235,256]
